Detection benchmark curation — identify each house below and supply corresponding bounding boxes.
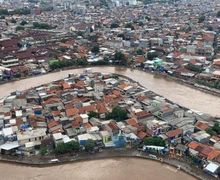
[99,131,111,144]
[17,128,47,146]
[169,144,188,157]
[204,162,220,177]
[191,131,211,143]
[166,128,183,142]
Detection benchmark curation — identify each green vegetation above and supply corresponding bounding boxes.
[198,15,205,23]
[136,49,144,55]
[55,141,80,154]
[196,79,220,90]
[84,139,95,152]
[20,20,28,26]
[110,22,119,29]
[206,123,220,136]
[49,59,88,70]
[33,22,55,29]
[113,51,127,66]
[16,26,25,31]
[125,23,135,30]
[147,51,158,60]
[91,45,100,54]
[185,64,203,73]
[88,111,99,119]
[0,8,31,16]
[106,106,128,121]
[40,146,48,156]
[143,136,166,146]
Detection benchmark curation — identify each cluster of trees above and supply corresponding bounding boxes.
[196,79,220,90]
[185,64,203,73]
[33,22,55,29]
[198,15,205,23]
[110,22,119,29]
[147,51,159,60]
[206,123,220,136]
[55,141,80,154]
[113,51,128,66]
[91,45,100,54]
[125,23,135,30]
[88,111,99,119]
[0,8,31,16]
[84,140,96,152]
[49,59,88,70]
[143,136,166,147]
[106,106,128,122]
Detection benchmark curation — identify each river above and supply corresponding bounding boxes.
[0,158,195,180]
[0,66,219,116]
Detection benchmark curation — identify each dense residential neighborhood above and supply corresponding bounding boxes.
[0,0,220,179]
[0,69,219,177]
[0,0,219,92]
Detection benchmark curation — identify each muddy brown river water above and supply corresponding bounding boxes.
[0,158,196,180]
[0,66,219,116]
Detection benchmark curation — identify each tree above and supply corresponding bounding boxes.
[88,111,99,119]
[20,20,28,26]
[113,51,127,66]
[40,146,48,156]
[91,45,100,54]
[147,51,158,60]
[144,137,166,147]
[198,15,205,23]
[16,26,24,31]
[125,23,134,30]
[10,18,16,24]
[206,128,217,136]
[136,49,144,55]
[55,141,80,154]
[110,22,119,29]
[106,106,128,121]
[84,139,95,152]
[212,123,220,134]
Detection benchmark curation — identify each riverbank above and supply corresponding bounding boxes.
[0,149,212,180]
[1,65,220,99]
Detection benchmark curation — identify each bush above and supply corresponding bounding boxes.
[198,15,205,23]
[84,139,95,152]
[144,137,166,147]
[106,106,128,121]
[55,141,80,154]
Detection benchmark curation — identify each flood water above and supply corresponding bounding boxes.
[0,158,195,180]
[0,66,219,116]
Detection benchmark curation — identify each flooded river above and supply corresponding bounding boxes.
[0,66,219,116]
[0,158,195,180]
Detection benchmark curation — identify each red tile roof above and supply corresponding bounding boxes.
[166,128,183,138]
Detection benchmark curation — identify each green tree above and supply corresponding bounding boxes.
[20,20,28,26]
[212,123,220,134]
[143,137,166,147]
[136,49,144,55]
[198,15,205,23]
[147,51,158,60]
[55,141,80,154]
[16,26,24,31]
[106,106,127,121]
[125,23,134,30]
[91,45,100,54]
[110,22,119,29]
[84,139,95,152]
[113,51,127,66]
[88,111,99,119]
[206,128,217,136]
[40,146,48,156]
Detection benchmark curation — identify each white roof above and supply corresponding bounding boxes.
[80,114,89,119]
[25,142,35,148]
[53,133,63,140]
[204,162,219,173]
[2,127,13,136]
[15,110,22,117]
[0,142,19,150]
